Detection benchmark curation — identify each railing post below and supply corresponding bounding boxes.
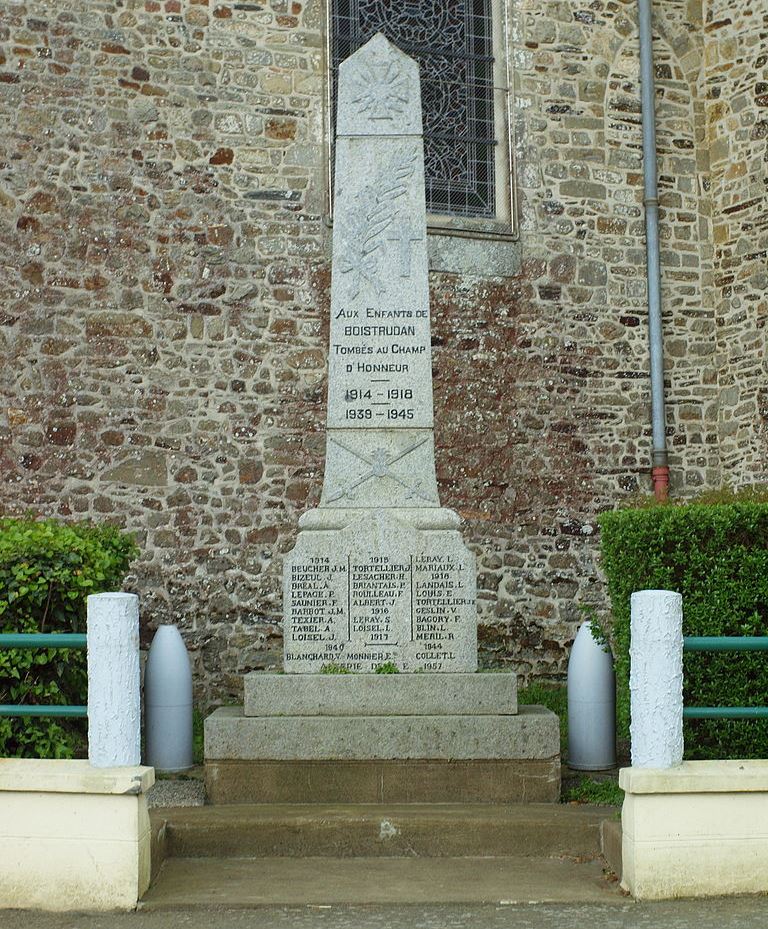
[87,593,141,767]
[630,589,684,768]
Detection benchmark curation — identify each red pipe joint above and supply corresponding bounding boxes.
[652,465,670,502]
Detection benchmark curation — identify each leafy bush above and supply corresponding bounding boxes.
[0,519,139,758]
[599,500,768,759]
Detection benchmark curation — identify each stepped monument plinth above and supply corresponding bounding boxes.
[205,35,560,804]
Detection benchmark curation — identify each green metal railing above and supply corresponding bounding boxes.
[0,633,88,718]
[3,633,767,721]
[682,635,768,720]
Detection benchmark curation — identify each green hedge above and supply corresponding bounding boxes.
[0,519,139,758]
[599,499,768,760]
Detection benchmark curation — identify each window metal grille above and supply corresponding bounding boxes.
[329,0,498,220]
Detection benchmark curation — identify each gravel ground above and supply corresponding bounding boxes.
[146,778,206,809]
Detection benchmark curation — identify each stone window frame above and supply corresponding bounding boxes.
[324,0,518,242]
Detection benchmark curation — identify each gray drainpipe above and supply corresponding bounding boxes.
[638,0,670,500]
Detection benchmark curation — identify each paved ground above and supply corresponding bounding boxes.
[4,900,768,929]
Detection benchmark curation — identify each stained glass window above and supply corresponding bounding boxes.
[330,0,498,220]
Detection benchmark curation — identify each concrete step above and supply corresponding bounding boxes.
[205,705,558,762]
[151,802,614,860]
[141,856,623,907]
[600,817,623,879]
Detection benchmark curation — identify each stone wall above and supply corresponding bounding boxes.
[1,0,329,702]
[0,0,764,708]
[486,0,718,681]
[705,0,768,485]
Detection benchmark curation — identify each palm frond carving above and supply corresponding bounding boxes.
[336,148,417,298]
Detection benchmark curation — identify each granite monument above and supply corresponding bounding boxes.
[204,37,560,805]
[283,34,477,673]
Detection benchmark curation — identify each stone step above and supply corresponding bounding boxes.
[141,855,622,908]
[205,757,560,804]
[204,704,560,803]
[151,803,612,861]
[243,671,518,717]
[205,704,558,761]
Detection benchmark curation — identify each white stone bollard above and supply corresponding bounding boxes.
[630,589,684,768]
[87,593,141,767]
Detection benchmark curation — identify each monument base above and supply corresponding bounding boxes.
[283,510,478,673]
[298,506,461,531]
[204,673,560,804]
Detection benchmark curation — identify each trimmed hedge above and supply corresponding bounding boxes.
[599,499,768,760]
[0,519,139,758]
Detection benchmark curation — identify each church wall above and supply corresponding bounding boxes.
[704,0,768,485]
[0,0,754,708]
[477,0,718,678]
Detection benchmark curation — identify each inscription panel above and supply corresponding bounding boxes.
[327,137,433,430]
[284,515,477,673]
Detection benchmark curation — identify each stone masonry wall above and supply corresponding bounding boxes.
[443,0,720,680]
[1,0,329,702]
[705,0,768,484]
[0,0,762,709]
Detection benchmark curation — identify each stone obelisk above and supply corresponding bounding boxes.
[283,34,477,673]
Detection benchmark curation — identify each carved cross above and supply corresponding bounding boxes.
[325,436,436,504]
[386,219,423,278]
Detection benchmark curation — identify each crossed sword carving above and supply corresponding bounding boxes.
[326,434,435,504]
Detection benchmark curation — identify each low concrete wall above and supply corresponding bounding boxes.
[619,760,768,899]
[0,759,155,911]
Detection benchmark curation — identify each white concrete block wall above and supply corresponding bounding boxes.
[0,760,154,911]
[620,762,768,899]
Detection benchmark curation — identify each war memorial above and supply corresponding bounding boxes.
[204,37,559,805]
